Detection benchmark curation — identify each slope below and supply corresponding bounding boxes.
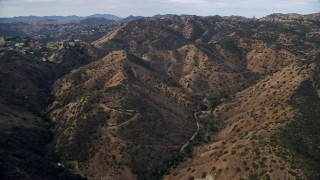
[0,51,83,179]
[49,51,195,179]
[47,13,320,179]
[164,62,320,179]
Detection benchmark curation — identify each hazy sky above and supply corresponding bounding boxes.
[0,0,319,18]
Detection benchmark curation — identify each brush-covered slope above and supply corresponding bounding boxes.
[164,62,320,180]
[0,51,83,179]
[93,14,320,95]
[49,51,195,179]
[47,13,320,179]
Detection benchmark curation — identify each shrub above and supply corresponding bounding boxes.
[201,172,207,178]
[252,162,259,169]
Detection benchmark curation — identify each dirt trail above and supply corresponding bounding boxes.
[108,113,140,129]
[180,111,200,152]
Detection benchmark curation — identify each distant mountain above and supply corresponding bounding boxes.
[0,17,120,42]
[76,17,115,27]
[87,14,122,21]
[1,13,320,180]
[152,14,175,18]
[120,15,149,23]
[0,15,82,23]
[0,14,186,24]
[0,14,122,23]
[260,12,320,21]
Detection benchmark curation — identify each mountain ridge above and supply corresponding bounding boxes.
[0,14,122,23]
[0,12,319,179]
[48,13,320,179]
[2,12,319,23]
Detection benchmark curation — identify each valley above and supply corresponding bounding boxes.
[0,13,319,179]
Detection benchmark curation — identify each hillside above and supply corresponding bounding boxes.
[47,13,320,179]
[0,13,319,179]
[0,51,84,179]
[164,62,320,180]
[0,40,97,179]
[0,18,120,43]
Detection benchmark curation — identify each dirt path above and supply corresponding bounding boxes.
[180,111,200,152]
[108,113,140,129]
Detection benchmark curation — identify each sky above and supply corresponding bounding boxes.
[0,0,319,18]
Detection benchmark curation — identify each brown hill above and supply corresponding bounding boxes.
[49,50,195,179]
[1,13,319,179]
[0,41,97,179]
[47,14,320,179]
[164,62,320,179]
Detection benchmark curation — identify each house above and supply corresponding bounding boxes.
[15,43,24,48]
[69,42,76,47]
[0,37,5,46]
